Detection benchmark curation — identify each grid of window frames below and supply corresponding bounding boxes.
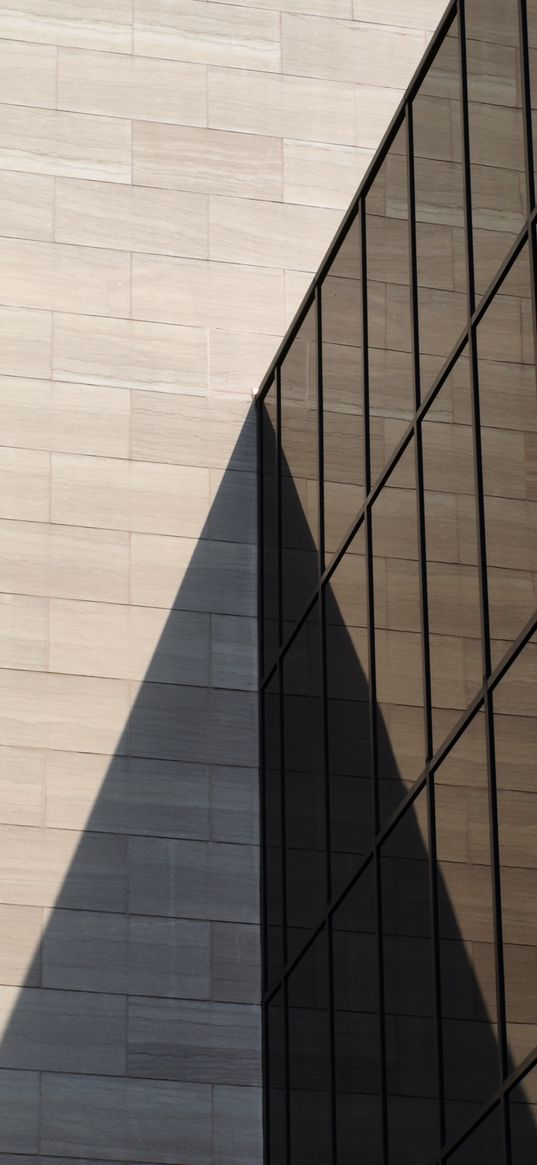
[257,1,537,1163]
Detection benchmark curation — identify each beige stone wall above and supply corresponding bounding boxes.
[0,0,448,1157]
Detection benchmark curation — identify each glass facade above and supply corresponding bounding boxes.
[257,0,537,1161]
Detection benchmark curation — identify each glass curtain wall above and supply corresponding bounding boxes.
[258,0,537,1162]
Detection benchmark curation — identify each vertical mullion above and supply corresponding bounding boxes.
[407,99,446,1152]
[458,3,510,1161]
[316,282,337,1165]
[361,199,388,1165]
[258,403,270,1165]
[518,0,537,401]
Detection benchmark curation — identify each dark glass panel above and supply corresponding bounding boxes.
[262,379,278,672]
[325,525,372,895]
[413,18,467,392]
[366,125,415,486]
[494,638,537,1073]
[510,1067,537,1161]
[264,672,284,988]
[435,714,500,1143]
[525,0,537,202]
[382,791,438,1165]
[282,603,326,961]
[446,1104,503,1164]
[476,245,537,666]
[321,217,365,560]
[466,0,526,293]
[372,441,425,825]
[422,356,482,751]
[288,930,331,1165]
[333,865,381,1164]
[267,989,287,1165]
[281,301,319,631]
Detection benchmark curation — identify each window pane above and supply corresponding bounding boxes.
[322,217,365,559]
[264,673,284,987]
[333,865,382,1164]
[267,990,287,1165]
[414,18,467,393]
[476,245,537,667]
[446,1104,503,1164]
[288,930,331,1164]
[281,302,319,631]
[382,791,438,1164]
[366,125,415,487]
[262,380,278,672]
[494,638,537,1073]
[325,525,372,896]
[283,603,326,962]
[435,714,500,1143]
[510,1067,537,1161]
[422,356,482,751]
[466,0,527,292]
[372,442,425,825]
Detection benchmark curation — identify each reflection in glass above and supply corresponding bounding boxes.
[325,526,372,895]
[288,931,331,1164]
[267,990,287,1165]
[262,380,278,672]
[366,125,414,486]
[495,639,537,1072]
[413,18,467,393]
[372,442,425,824]
[333,865,381,1163]
[422,356,482,751]
[446,1104,503,1164]
[476,245,537,665]
[382,792,437,1164]
[510,1067,537,1161]
[281,302,319,631]
[435,715,499,1142]
[264,673,284,989]
[321,218,364,559]
[282,604,326,962]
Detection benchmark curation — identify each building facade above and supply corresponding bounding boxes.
[258,0,537,1161]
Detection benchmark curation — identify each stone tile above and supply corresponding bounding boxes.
[0,668,130,755]
[50,453,211,536]
[0,594,48,671]
[58,47,207,126]
[209,329,279,397]
[0,745,43,829]
[128,916,211,999]
[0,40,56,108]
[53,313,207,394]
[0,903,42,986]
[0,376,130,458]
[129,681,257,768]
[0,106,131,183]
[354,84,405,148]
[130,533,256,617]
[130,392,254,471]
[129,836,259,923]
[210,615,257,691]
[134,0,280,72]
[45,751,210,838]
[281,12,426,86]
[0,306,51,378]
[0,170,54,240]
[0,519,130,604]
[40,1074,212,1163]
[210,765,259,844]
[133,121,281,200]
[42,908,129,994]
[213,1085,263,1164]
[127,997,261,1084]
[207,468,256,544]
[55,178,209,258]
[209,194,340,270]
[131,255,284,336]
[211,922,261,1003]
[212,0,350,11]
[0,986,126,1075]
[49,599,211,685]
[0,446,49,521]
[354,0,448,30]
[0,823,127,910]
[208,66,356,145]
[0,1069,39,1153]
[0,237,130,317]
[283,138,373,209]
[0,0,133,53]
